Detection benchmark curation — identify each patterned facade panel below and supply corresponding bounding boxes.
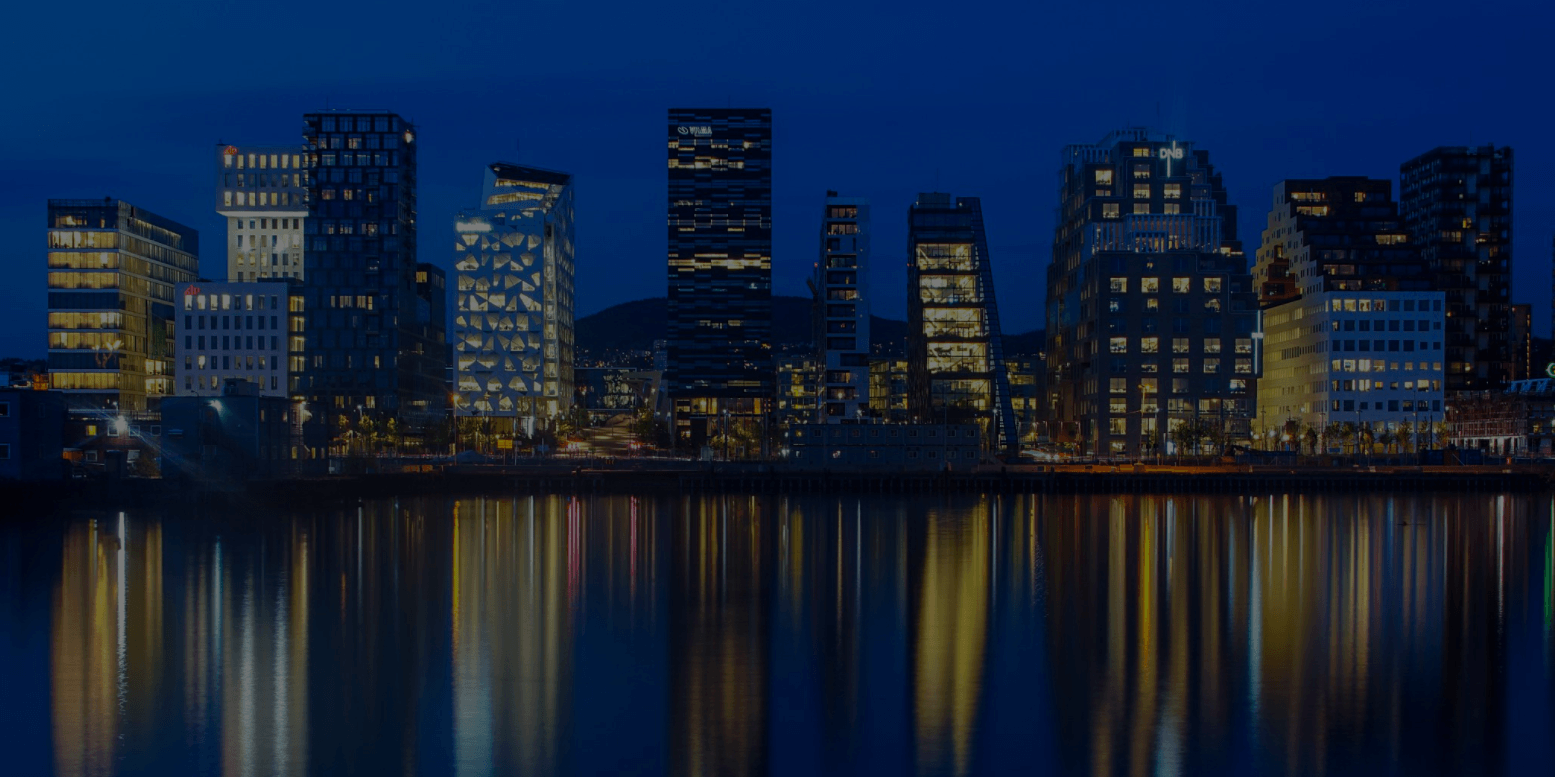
[454,163,574,418]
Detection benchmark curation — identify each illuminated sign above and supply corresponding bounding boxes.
[1158,146,1184,160]
[222,145,238,156]
[184,286,201,296]
[677,125,712,137]
[1545,362,1555,379]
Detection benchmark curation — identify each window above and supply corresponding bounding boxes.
[1203,339,1221,354]
[1141,337,1159,354]
[1110,337,1128,354]
[0,402,8,418]
[1173,358,1189,373]
[1109,277,1128,293]
[1102,202,1119,219]
[1203,277,1222,293]
[1133,184,1151,199]
[1204,359,1219,374]
[1172,277,1190,294]
[1095,169,1114,185]
[1110,378,1128,394]
[1173,337,1190,354]
[0,444,8,460]
[1164,183,1182,199]
[1141,277,1159,294]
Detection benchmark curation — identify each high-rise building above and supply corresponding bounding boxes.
[300,110,447,434]
[1045,128,1258,457]
[906,193,1016,451]
[1254,178,1445,436]
[216,144,308,282]
[1400,145,1513,393]
[815,192,870,422]
[174,280,304,398]
[1510,303,1532,381]
[453,163,575,419]
[46,198,198,412]
[665,108,772,449]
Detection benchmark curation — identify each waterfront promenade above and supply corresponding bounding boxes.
[8,459,1554,512]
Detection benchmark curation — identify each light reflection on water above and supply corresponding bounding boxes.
[3,492,1553,776]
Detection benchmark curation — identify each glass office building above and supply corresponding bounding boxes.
[906,193,1016,451]
[453,163,575,419]
[46,199,198,412]
[816,192,870,422]
[300,110,447,433]
[215,144,308,282]
[1400,145,1513,393]
[1045,129,1258,457]
[665,108,772,448]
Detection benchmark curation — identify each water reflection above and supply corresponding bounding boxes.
[10,493,1554,776]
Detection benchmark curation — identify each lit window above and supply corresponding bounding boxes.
[1110,277,1128,293]
[1164,183,1182,199]
[1110,337,1128,354]
[1172,278,1190,293]
[1133,184,1151,199]
[1141,337,1159,354]
[1141,278,1159,294]
[1095,169,1114,184]
[1102,202,1119,219]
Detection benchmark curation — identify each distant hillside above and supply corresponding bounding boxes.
[575,296,1039,359]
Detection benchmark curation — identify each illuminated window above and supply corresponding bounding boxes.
[1173,338,1190,354]
[1109,277,1127,293]
[1141,337,1159,354]
[1204,359,1219,374]
[1204,339,1221,354]
[1095,169,1113,184]
[1110,337,1128,354]
[1173,358,1189,373]
[1172,277,1190,293]
[1164,183,1182,199]
[1141,278,1159,294]
[1133,184,1151,199]
[1110,378,1128,394]
[1102,203,1119,219]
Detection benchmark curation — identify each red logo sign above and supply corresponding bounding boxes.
[184,286,201,296]
[223,146,239,156]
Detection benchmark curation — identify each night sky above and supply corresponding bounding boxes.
[2,0,1551,359]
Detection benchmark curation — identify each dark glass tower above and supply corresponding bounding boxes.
[665,108,772,450]
[1046,128,1258,458]
[1400,145,1513,393]
[906,193,1016,451]
[301,110,447,442]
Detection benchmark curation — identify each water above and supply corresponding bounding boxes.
[2,492,1553,776]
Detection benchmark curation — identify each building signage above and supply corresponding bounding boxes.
[223,145,239,156]
[1545,362,1555,379]
[1158,147,1184,160]
[677,125,713,137]
[184,286,201,296]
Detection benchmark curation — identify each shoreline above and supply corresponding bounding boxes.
[5,463,1552,512]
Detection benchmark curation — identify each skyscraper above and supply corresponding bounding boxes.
[1253,178,1445,436]
[665,108,772,449]
[300,110,447,434]
[1046,128,1258,457]
[1400,145,1513,393]
[215,144,308,282]
[815,192,870,422]
[453,163,576,420]
[906,193,1016,451]
[46,198,198,412]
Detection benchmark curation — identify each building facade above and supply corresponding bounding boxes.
[868,357,908,423]
[665,108,773,448]
[1400,145,1513,393]
[906,193,1016,451]
[300,110,447,432]
[0,389,66,480]
[1045,129,1258,457]
[774,355,820,434]
[816,192,870,421]
[216,144,308,282]
[46,199,198,412]
[1447,379,1555,457]
[1258,291,1445,435]
[175,281,304,398]
[1254,178,1446,435]
[453,163,575,419]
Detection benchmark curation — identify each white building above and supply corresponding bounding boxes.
[453,163,575,418]
[216,144,307,282]
[175,281,303,398]
[1258,290,1446,434]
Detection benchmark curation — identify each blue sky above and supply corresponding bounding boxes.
[1,0,1550,357]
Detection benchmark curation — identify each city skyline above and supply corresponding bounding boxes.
[2,1,1552,359]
